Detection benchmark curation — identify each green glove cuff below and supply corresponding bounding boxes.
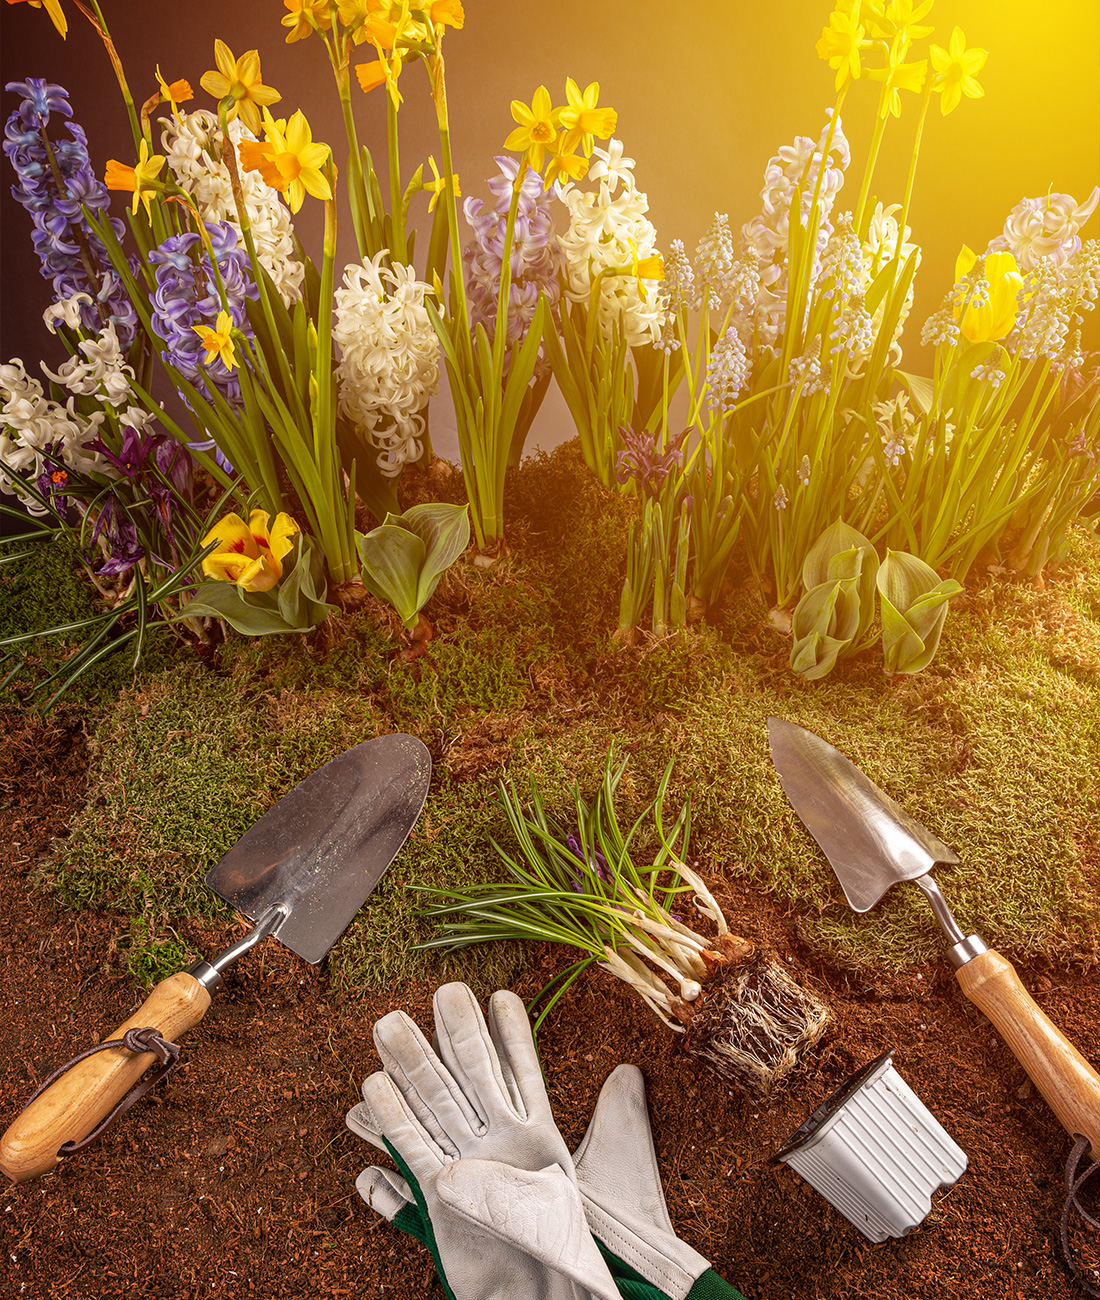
[380,1153,747,1300]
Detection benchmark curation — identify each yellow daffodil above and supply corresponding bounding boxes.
[555,78,618,158]
[544,142,589,187]
[355,58,389,95]
[953,247,1023,343]
[929,26,987,115]
[5,0,67,39]
[867,41,927,117]
[239,108,333,213]
[154,67,193,117]
[104,140,166,219]
[430,0,464,28]
[628,238,664,302]
[423,155,459,212]
[505,86,559,174]
[201,509,300,592]
[816,3,868,90]
[281,0,332,43]
[192,310,238,370]
[199,39,282,135]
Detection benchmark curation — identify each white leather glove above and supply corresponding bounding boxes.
[348,983,620,1300]
[348,984,746,1300]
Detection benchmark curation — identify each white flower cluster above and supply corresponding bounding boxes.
[555,139,664,348]
[333,251,440,478]
[39,319,138,409]
[1014,240,1100,364]
[739,111,851,350]
[990,187,1100,270]
[162,111,304,308]
[0,356,117,514]
[705,327,750,412]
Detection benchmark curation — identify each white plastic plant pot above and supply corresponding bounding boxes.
[771,1048,967,1244]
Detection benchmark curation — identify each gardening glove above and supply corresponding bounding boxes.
[348,982,621,1300]
[349,983,746,1300]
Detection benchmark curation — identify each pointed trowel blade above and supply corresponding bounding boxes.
[766,717,958,913]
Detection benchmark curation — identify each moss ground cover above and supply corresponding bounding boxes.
[16,443,1100,992]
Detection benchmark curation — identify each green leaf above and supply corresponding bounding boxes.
[335,415,400,524]
[356,524,427,627]
[895,370,935,416]
[181,536,336,636]
[800,520,879,654]
[789,578,862,680]
[395,502,471,610]
[876,549,963,673]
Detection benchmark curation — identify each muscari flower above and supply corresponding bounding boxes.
[200,39,282,135]
[201,509,300,592]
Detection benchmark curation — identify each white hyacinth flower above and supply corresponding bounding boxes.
[162,110,305,308]
[333,252,440,478]
[990,187,1100,271]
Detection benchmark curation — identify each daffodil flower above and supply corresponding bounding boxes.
[201,509,300,592]
[867,41,927,117]
[5,0,67,39]
[505,86,559,174]
[543,141,588,186]
[929,26,987,115]
[238,108,333,214]
[281,0,332,43]
[192,310,238,370]
[423,155,459,212]
[953,247,1023,343]
[556,78,618,158]
[430,0,464,29]
[816,4,868,90]
[104,140,166,219]
[199,39,282,135]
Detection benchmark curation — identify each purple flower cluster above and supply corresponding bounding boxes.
[3,79,138,345]
[565,830,613,894]
[615,424,690,498]
[149,222,257,420]
[462,156,563,349]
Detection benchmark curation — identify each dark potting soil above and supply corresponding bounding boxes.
[1,710,1098,1299]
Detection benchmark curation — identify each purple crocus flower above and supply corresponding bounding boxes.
[565,830,613,894]
[3,80,138,344]
[34,442,73,513]
[88,495,143,576]
[615,424,690,498]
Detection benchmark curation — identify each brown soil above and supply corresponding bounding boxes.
[2,709,1098,1299]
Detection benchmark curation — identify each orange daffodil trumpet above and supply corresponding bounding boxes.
[201,510,300,593]
[5,0,67,39]
[239,108,334,214]
[104,140,167,219]
[199,39,282,135]
[952,247,1023,343]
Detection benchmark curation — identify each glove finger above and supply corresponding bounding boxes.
[373,1007,485,1147]
[346,1100,390,1154]
[436,1159,620,1300]
[572,1063,675,1235]
[486,988,551,1121]
[354,1166,414,1221]
[432,982,528,1125]
[359,1071,450,1181]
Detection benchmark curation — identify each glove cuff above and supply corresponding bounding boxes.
[686,1269,748,1300]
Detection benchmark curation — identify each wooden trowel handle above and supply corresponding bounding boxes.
[0,971,211,1184]
[955,948,1100,1159]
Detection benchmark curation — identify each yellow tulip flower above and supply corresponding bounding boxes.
[505,86,559,173]
[200,39,282,135]
[953,247,1023,343]
[104,140,166,219]
[930,26,987,116]
[201,510,300,592]
[192,310,238,371]
[239,109,333,214]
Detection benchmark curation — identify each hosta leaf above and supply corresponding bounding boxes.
[801,520,879,655]
[790,578,862,680]
[356,524,427,627]
[877,549,963,673]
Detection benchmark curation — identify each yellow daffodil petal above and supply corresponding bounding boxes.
[431,0,464,27]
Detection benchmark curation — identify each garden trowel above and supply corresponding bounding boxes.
[767,716,1100,1159]
[0,732,432,1184]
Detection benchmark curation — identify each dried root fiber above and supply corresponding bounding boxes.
[684,948,832,1095]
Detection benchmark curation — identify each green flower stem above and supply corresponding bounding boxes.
[82,0,142,153]
[386,92,408,265]
[330,34,372,259]
[852,81,891,236]
[896,85,933,260]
